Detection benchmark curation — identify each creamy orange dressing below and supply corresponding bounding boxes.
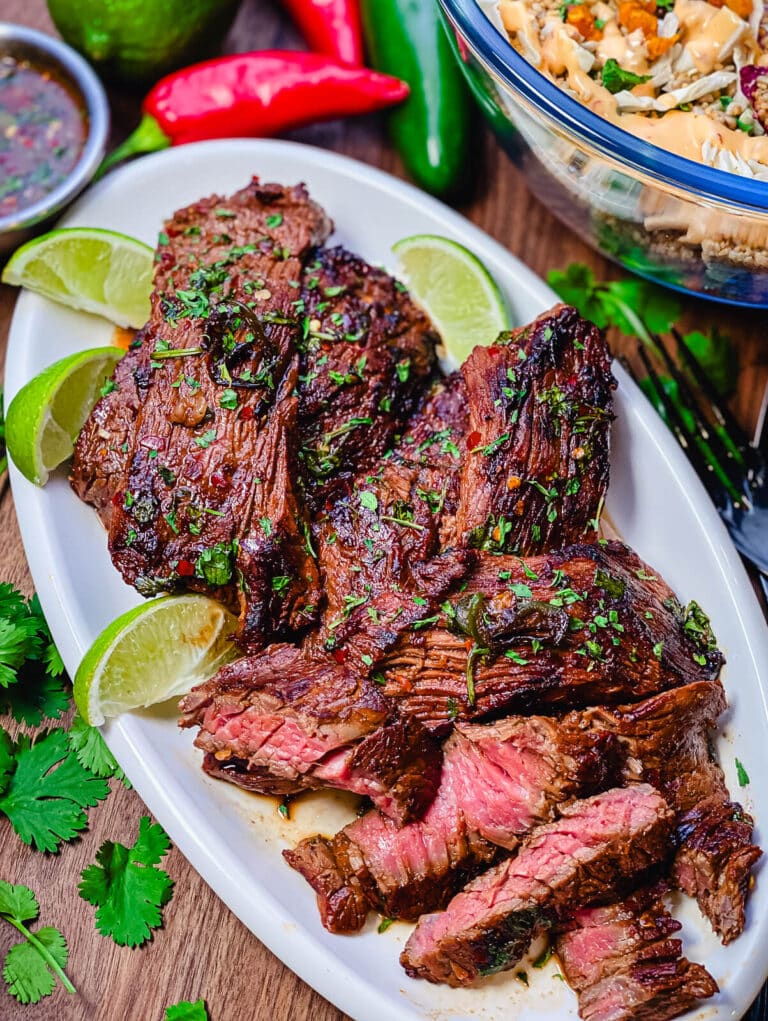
[498,0,768,170]
[675,0,752,72]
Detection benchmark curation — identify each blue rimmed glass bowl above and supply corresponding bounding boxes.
[439,0,768,307]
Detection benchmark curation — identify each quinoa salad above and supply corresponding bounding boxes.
[489,0,768,177]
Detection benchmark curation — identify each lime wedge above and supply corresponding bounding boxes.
[6,347,124,486]
[392,235,511,365]
[2,227,153,328]
[74,595,240,726]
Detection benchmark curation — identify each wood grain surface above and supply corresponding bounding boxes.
[1,1,767,1019]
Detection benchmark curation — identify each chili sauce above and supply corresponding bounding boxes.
[0,55,87,217]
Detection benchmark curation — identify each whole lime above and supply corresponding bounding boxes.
[47,0,242,86]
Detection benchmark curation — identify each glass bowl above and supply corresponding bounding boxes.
[439,0,768,307]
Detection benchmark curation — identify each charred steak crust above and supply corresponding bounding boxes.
[297,245,438,507]
[554,883,718,1021]
[284,713,624,933]
[577,680,762,943]
[454,304,616,555]
[381,540,722,725]
[401,785,674,987]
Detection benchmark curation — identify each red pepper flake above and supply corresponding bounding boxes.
[333,647,348,664]
[111,491,124,507]
[240,406,254,421]
[486,346,502,357]
[177,559,195,577]
[211,470,227,488]
[566,374,578,387]
[467,430,482,448]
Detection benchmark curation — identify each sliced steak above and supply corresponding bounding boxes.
[455,304,615,554]
[400,785,674,987]
[381,541,723,726]
[284,714,622,932]
[555,884,718,1021]
[179,645,441,823]
[577,681,762,943]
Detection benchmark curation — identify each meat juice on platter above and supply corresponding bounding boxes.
[70,176,761,1020]
[0,55,87,217]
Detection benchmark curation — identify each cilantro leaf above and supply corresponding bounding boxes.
[28,595,65,677]
[601,59,651,94]
[67,712,130,787]
[0,880,38,922]
[736,757,750,786]
[0,728,15,795]
[0,881,74,1003]
[79,815,174,947]
[165,998,209,1020]
[5,668,70,727]
[0,727,110,852]
[548,263,680,345]
[4,927,68,1004]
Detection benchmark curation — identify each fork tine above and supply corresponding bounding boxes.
[635,345,730,508]
[671,327,763,472]
[650,332,749,495]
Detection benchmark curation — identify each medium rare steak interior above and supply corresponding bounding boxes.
[401,785,674,986]
[554,884,718,1021]
[71,179,760,1018]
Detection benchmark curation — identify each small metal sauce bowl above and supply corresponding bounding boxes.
[0,23,110,258]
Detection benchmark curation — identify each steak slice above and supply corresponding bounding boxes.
[297,245,438,508]
[554,884,718,1021]
[381,541,723,726]
[455,304,615,555]
[178,645,441,823]
[577,681,762,943]
[400,785,674,987]
[283,714,622,933]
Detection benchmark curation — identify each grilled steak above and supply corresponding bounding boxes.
[577,681,762,943]
[178,644,441,823]
[284,714,622,932]
[555,884,718,1021]
[297,245,438,507]
[72,182,440,649]
[401,785,674,987]
[381,541,722,725]
[454,304,615,554]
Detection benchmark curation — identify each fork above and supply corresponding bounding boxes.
[619,330,768,604]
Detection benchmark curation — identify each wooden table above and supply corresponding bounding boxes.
[1,1,767,1019]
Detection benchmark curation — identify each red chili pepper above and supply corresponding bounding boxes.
[98,51,408,176]
[177,559,195,577]
[281,0,364,65]
[467,430,482,449]
[332,647,348,664]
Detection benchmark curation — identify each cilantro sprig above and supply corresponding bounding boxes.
[548,263,737,396]
[79,816,174,947]
[0,880,75,1003]
[0,587,68,725]
[67,712,130,787]
[166,998,209,1020]
[0,726,110,852]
